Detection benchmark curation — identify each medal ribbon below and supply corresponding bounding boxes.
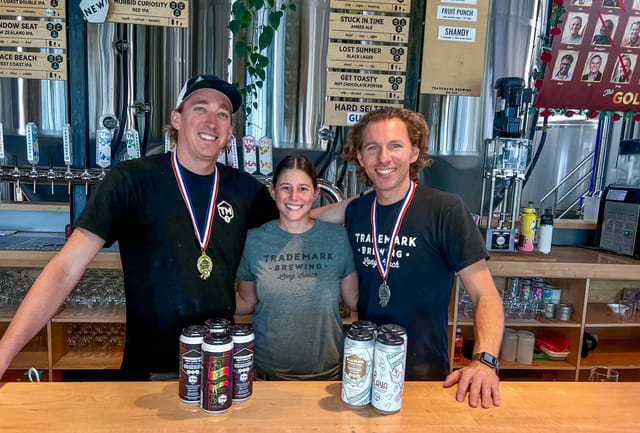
[171,151,219,253]
[371,182,417,282]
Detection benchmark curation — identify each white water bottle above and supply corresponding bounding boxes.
[537,211,553,254]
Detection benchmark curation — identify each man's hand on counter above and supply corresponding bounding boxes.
[442,361,501,409]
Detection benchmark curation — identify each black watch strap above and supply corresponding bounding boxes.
[471,352,500,373]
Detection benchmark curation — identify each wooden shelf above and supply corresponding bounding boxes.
[9,351,48,369]
[586,303,640,327]
[52,304,126,323]
[0,305,18,321]
[53,351,123,370]
[579,339,640,369]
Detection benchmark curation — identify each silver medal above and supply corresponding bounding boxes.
[378,281,391,307]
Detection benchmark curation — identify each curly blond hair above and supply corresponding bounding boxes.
[343,107,432,185]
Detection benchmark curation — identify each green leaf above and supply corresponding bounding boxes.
[268,10,283,28]
[234,41,248,57]
[228,20,240,34]
[231,1,246,17]
[256,54,269,68]
[249,0,265,10]
[259,26,274,50]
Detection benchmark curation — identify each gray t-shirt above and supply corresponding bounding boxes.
[236,220,356,380]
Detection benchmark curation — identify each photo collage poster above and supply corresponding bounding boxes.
[535,0,640,112]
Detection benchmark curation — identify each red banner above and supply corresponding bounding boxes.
[535,0,640,112]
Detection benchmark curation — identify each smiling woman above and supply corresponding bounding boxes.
[235,154,358,381]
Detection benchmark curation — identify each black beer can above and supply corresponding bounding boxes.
[230,325,255,402]
[178,325,208,404]
[201,332,233,414]
[205,318,231,335]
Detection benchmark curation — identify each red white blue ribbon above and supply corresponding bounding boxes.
[171,151,219,252]
[370,182,417,282]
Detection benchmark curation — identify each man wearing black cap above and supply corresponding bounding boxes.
[0,74,280,380]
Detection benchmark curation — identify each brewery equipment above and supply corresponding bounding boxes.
[597,185,640,258]
[480,77,532,251]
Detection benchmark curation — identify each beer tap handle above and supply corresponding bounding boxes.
[62,124,73,194]
[26,122,39,193]
[82,156,91,196]
[125,128,140,160]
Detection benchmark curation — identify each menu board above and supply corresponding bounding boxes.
[107,0,189,28]
[420,0,490,97]
[0,0,67,80]
[0,0,66,18]
[324,0,410,126]
[535,1,640,112]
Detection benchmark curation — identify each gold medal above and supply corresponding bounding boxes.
[197,251,213,280]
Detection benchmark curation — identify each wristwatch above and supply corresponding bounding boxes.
[471,352,500,374]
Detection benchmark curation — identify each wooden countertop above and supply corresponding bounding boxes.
[0,381,637,432]
[2,246,639,279]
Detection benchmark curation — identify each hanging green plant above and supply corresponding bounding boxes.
[228,0,297,119]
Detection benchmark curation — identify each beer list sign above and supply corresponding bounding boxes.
[535,1,640,112]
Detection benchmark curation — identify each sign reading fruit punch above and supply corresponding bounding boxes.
[324,0,411,126]
[107,0,189,28]
[420,0,490,96]
[0,50,66,80]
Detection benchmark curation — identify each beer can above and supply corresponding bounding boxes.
[205,317,231,335]
[371,332,406,415]
[350,320,378,336]
[341,328,375,408]
[378,324,407,371]
[178,325,208,404]
[230,325,254,402]
[201,333,233,414]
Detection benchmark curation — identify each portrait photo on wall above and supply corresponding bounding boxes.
[622,18,640,48]
[553,51,579,80]
[581,52,608,82]
[572,0,593,6]
[562,13,589,45]
[592,15,618,46]
[602,0,621,8]
[634,0,640,11]
[611,54,636,83]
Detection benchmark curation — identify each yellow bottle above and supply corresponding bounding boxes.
[518,203,537,252]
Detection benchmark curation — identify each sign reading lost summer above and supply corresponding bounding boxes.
[420,0,489,97]
[329,12,409,43]
[0,0,66,18]
[0,50,66,80]
[0,19,66,49]
[107,0,189,28]
[330,0,410,14]
[327,42,407,72]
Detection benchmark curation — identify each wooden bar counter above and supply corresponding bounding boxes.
[0,381,638,432]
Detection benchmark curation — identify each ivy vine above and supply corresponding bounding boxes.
[228,0,297,119]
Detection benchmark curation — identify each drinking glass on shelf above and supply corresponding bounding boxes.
[588,366,619,382]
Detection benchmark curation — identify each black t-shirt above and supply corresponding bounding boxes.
[75,153,277,378]
[345,185,488,380]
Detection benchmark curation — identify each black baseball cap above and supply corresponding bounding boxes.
[174,74,242,113]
